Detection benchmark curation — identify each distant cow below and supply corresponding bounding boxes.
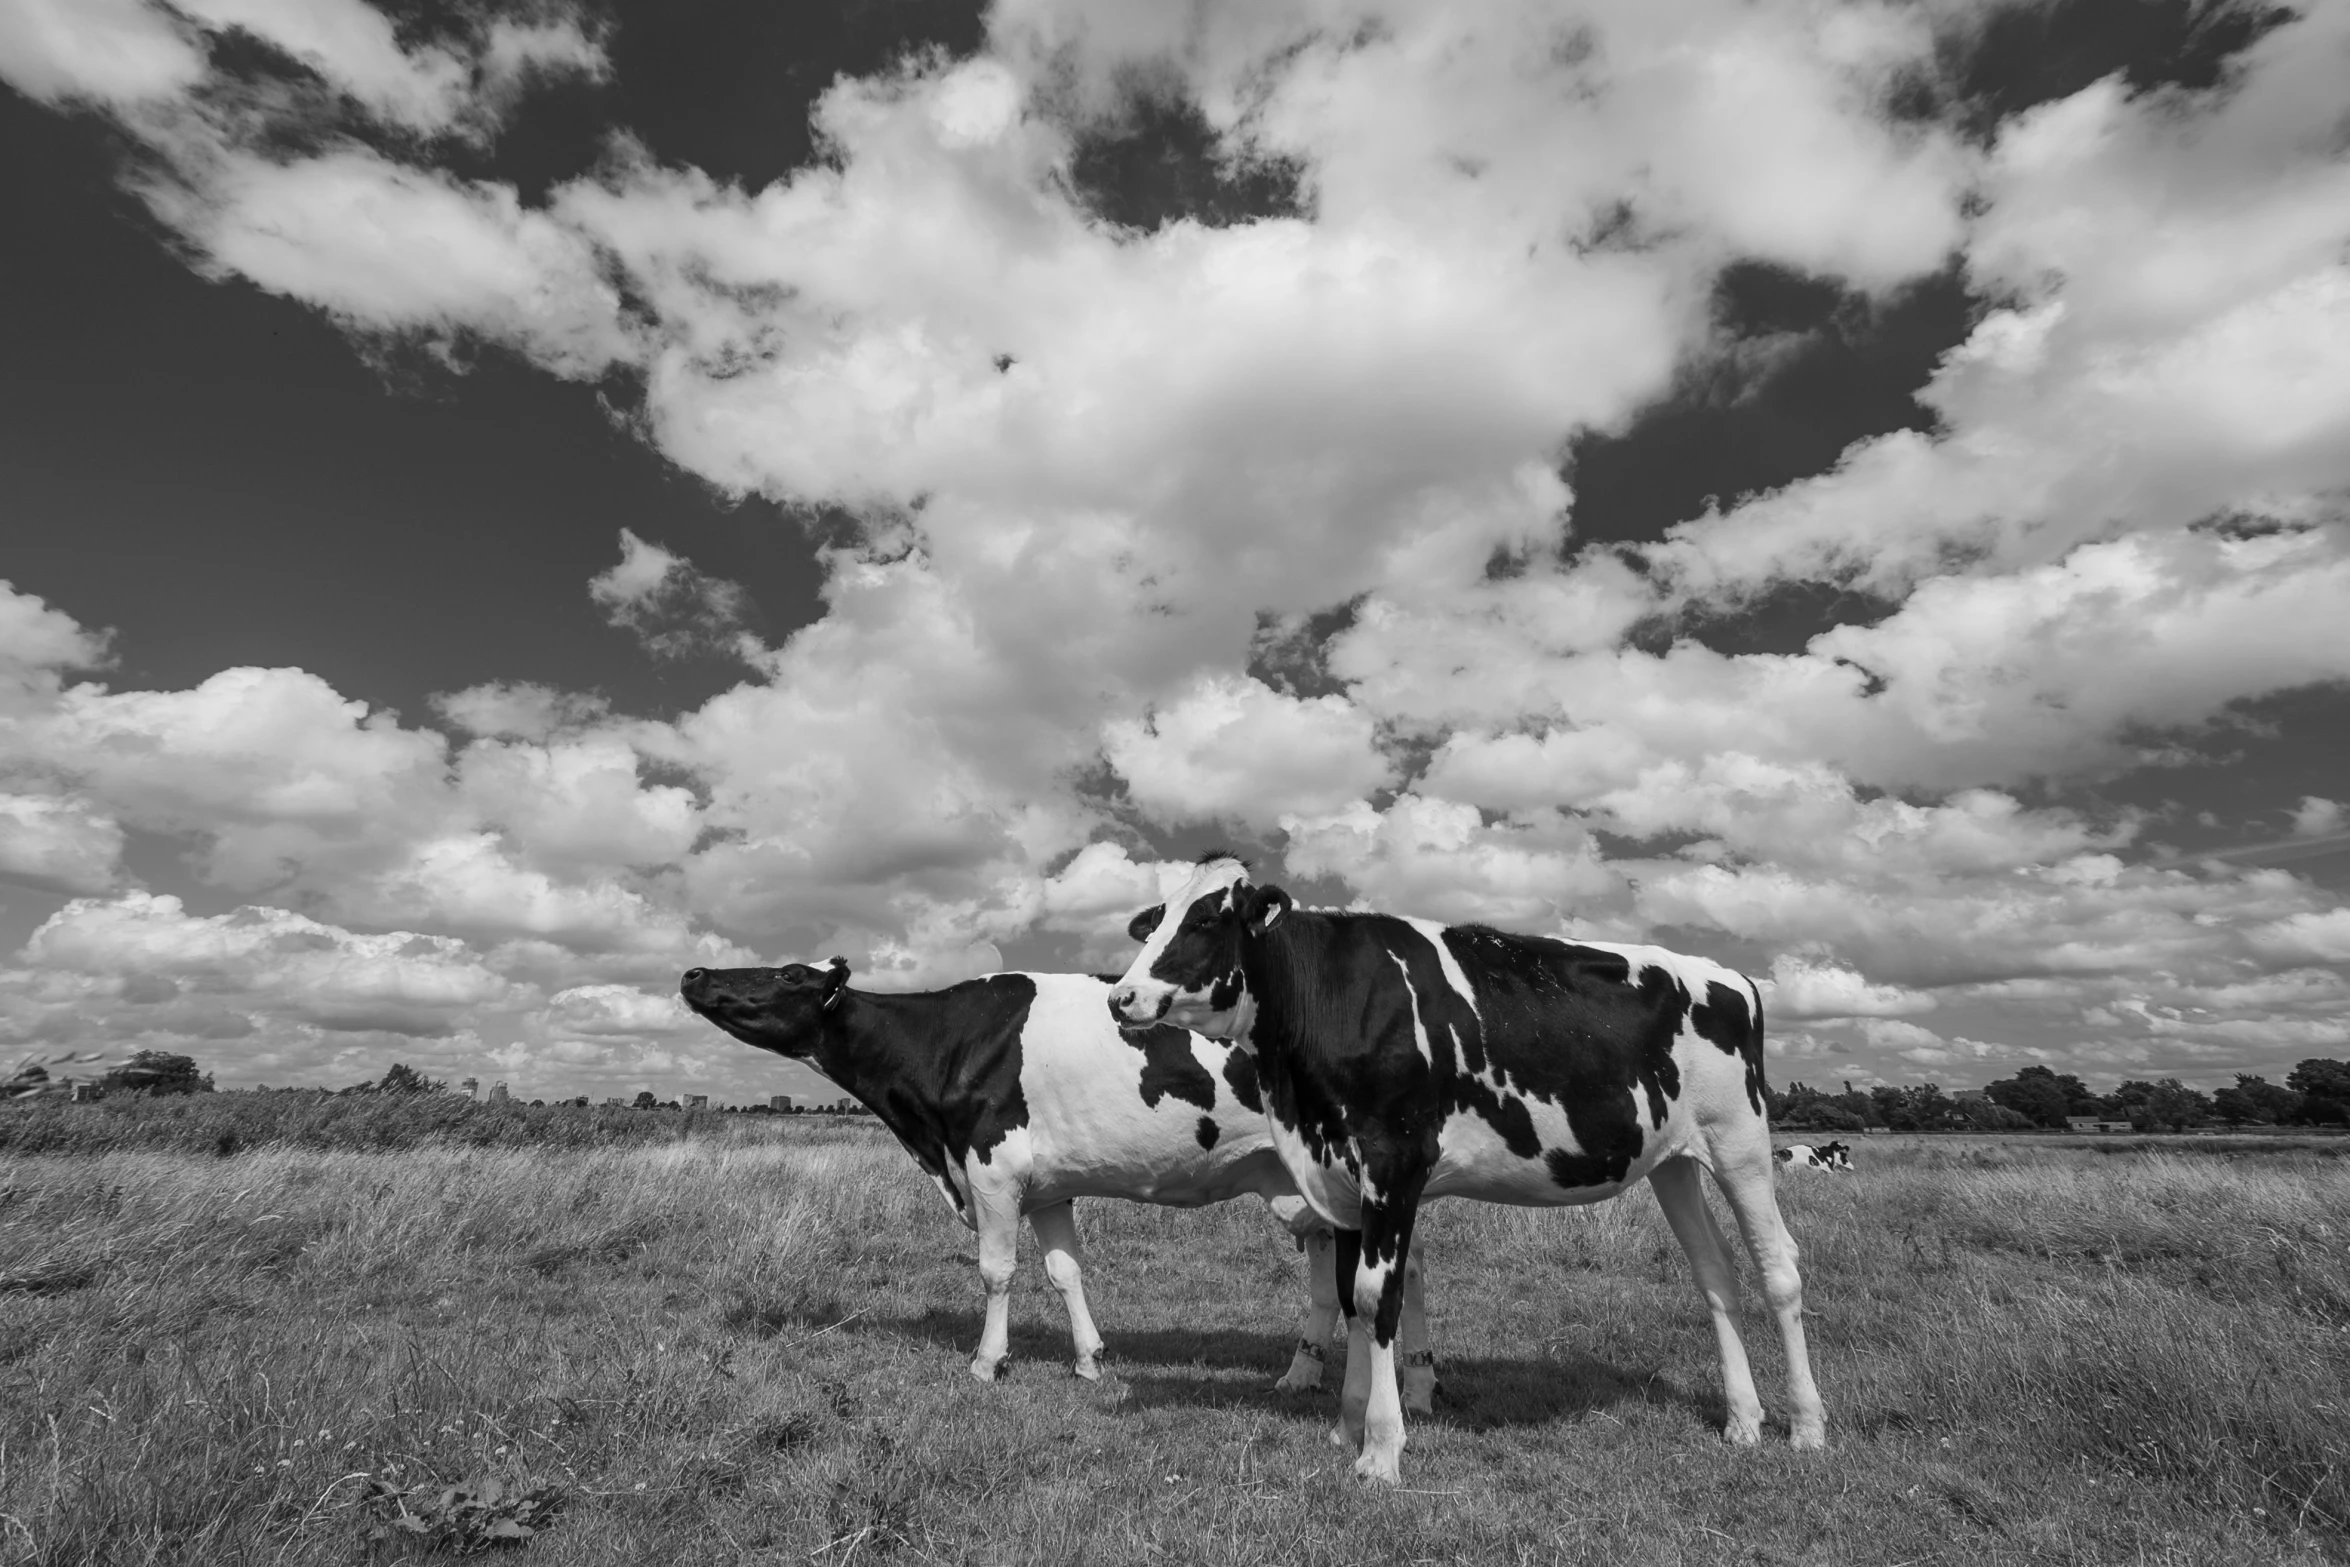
[1776,1142,1852,1173]
[680,961,1434,1404]
[1108,854,1825,1485]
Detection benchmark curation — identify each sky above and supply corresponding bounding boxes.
[2,0,2347,1107]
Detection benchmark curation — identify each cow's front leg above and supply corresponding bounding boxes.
[1276,1226,1340,1393]
[1398,1246,1436,1416]
[1331,1228,1369,1452]
[1028,1201,1105,1380]
[1351,1169,1428,1486]
[967,1175,1021,1383]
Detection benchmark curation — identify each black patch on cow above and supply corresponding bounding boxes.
[679,966,1038,1216]
[1774,1147,1794,1164]
[1195,1115,1220,1150]
[1123,1023,1218,1112]
[1690,979,1769,1113]
[1221,1048,1262,1114]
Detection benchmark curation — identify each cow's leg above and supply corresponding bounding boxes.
[1398,1245,1436,1416]
[1348,1170,1427,1486]
[1276,1225,1340,1393]
[1029,1201,1104,1380]
[1331,1227,1370,1451]
[967,1177,1022,1383]
[1707,1144,1828,1449]
[1651,1155,1766,1444]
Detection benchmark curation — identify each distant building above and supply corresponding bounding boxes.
[2067,1115,2132,1133]
[488,1083,511,1104]
[770,1094,793,1112]
[460,1077,479,1098]
[685,1093,708,1110]
[1952,1088,1990,1104]
[70,1080,100,1103]
[604,1097,625,1108]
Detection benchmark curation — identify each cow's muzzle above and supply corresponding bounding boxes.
[1106,985,1169,1028]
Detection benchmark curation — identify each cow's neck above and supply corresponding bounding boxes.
[800,990,941,1136]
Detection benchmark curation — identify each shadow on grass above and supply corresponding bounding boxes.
[850,1307,1713,1431]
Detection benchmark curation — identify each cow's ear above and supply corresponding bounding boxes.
[821,956,850,1009]
[1127,904,1165,943]
[1243,883,1292,934]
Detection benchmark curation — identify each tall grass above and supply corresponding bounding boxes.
[2,1131,2341,1564]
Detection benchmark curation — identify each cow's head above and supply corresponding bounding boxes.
[1818,1140,1853,1171]
[1106,854,1291,1038]
[679,958,851,1058]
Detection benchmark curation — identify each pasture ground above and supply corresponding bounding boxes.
[1,1123,2344,1565]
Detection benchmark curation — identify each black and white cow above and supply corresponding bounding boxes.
[1775,1141,1852,1173]
[1106,855,1826,1484]
[679,960,1434,1403]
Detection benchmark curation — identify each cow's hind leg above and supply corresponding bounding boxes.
[1650,1156,1766,1445]
[1029,1201,1105,1380]
[1708,1146,1828,1448]
[1277,1225,1341,1393]
[967,1177,1022,1383]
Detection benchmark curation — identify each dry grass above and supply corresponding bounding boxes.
[2,1129,2342,1564]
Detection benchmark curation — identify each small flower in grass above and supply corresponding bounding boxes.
[494,1446,508,1456]
[278,1459,294,1468]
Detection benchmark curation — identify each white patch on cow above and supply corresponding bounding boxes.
[1386,953,1435,1066]
[1401,917,1480,1016]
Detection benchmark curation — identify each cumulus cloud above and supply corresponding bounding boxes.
[3,0,2347,1090]
[1104,674,1393,828]
[587,528,758,661]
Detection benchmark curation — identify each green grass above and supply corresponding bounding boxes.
[2,1130,2342,1564]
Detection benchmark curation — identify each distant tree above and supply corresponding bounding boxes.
[2286,1059,2350,1125]
[1984,1065,2090,1129]
[631,1090,656,1110]
[2116,1078,2211,1132]
[374,1062,445,1095]
[1958,1096,2034,1132]
[99,1050,213,1096]
[1773,1082,1867,1132]
[2212,1074,2303,1126]
[1870,1083,1963,1132]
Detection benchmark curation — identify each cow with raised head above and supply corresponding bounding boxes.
[1106,853,1826,1485]
[679,960,1435,1403]
[1776,1142,1852,1173]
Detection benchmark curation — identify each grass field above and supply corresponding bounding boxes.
[2,1122,2344,1565]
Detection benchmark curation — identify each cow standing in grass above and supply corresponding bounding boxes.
[679,960,1434,1401]
[1107,854,1825,1485]
[1776,1142,1853,1173]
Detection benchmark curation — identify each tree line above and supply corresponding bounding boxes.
[1773,1060,2350,1134]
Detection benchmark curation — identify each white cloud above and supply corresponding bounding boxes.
[0,792,123,895]
[2291,796,2343,838]
[1104,674,1394,829]
[0,0,203,109]
[586,528,756,660]
[25,893,524,1037]
[1766,956,1937,1020]
[5,3,2348,1090]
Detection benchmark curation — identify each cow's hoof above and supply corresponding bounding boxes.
[1352,1451,1401,1486]
[1273,1367,1322,1394]
[1722,1417,1762,1446]
[1790,1422,1828,1451]
[1328,1422,1356,1451]
[969,1357,1005,1384]
[1402,1372,1437,1416]
[1071,1356,1103,1382]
